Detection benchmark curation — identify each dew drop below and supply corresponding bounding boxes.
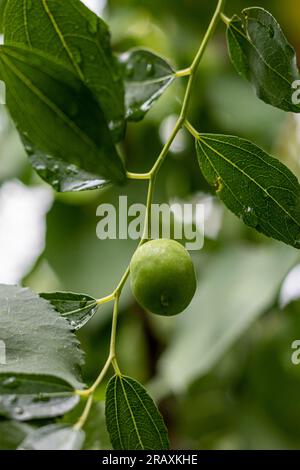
[242,206,258,228]
[146,63,155,77]
[125,63,134,79]
[108,119,123,135]
[2,377,19,390]
[34,393,50,403]
[14,407,24,416]
[51,179,60,191]
[67,164,78,174]
[35,163,46,172]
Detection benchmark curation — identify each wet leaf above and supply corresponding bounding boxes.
[29,152,109,193]
[196,134,300,247]
[0,393,79,421]
[18,424,85,450]
[40,292,98,330]
[0,284,84,391]
[227,8,300,112]
[4,0,125,141]
[118,48,175,121]
[0,45,126,191]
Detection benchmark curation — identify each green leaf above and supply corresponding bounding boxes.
[196,134,300,248]
[18,424,85,450]
[4,0,125,142]
[0,393,79,421]
[29,152,110,193]
[226,8,300,113]
[0,421,33,450]
[0,284,84,392]
[40,292,98,330]
[0,45,126,191]
[118,48,175,121]
[105,375,169,450]
[158,243,299,392]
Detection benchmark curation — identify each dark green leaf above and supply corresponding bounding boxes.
[196,134,300,247]
[0,393,79,421]
[0,45,126,191]
[0,284,84,391]
[40,292,98,330]
[4,0,125,141]
[227,8,300,112]
[18,424,85,450]
[0,421,32,450]
[105,375,169,450]
[118,48,175,121]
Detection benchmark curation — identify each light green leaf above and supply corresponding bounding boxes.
[158,243,299,392]
[118,48,175,121]
[227,8,300,112]
[196,133,300,247]
[0,45,126,191]
[105,375,169,450]
[40,292,98,330]
[18,424,85,450]
[4,0,125,141]
[0,284,84,392]
[0,393,79,421]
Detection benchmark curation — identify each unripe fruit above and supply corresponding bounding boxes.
[130,239,197,316]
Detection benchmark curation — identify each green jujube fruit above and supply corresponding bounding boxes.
[130,239,197,316]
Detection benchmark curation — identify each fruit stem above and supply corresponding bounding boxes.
[73,393,94,431]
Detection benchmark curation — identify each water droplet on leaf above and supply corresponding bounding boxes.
[242,206,258,228]
[2,377,19,389]
[146,63,155,76]
[125,63,134,79]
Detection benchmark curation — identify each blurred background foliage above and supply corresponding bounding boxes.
[1,0,300,450]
